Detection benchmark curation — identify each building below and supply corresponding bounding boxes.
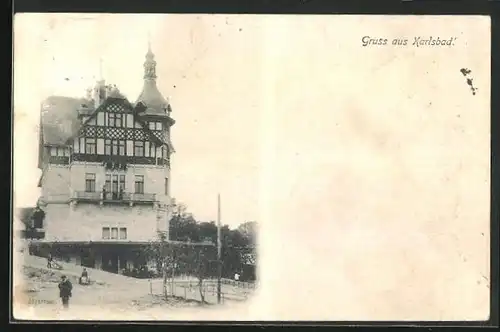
[32,45,175,274]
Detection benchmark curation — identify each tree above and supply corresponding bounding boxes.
[146,200,259,301]
[17,206,46,240]
[146,230,172,299]
[146,201,217,303]
[237,221,257,245]
[169,203,199,242]
[181,244,216,304]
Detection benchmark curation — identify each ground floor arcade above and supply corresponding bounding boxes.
[28,241,159,277]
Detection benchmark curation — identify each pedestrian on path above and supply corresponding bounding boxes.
[47,253,53,269]
[58,275,73,309]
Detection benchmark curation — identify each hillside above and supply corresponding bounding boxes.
[13,253,205,320]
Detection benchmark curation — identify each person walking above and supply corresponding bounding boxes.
[58,275,73,309]
[47,253,53,269]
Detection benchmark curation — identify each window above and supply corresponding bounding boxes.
[105,139,111,155]
[134,141,144,156]
[85,138,96,154]
[126,114,134,128]
[105,174,111,192]
[112,139,118,155]
[105,140,125,156]
[97,112,105,125]
[116,114,122,127]
[85,173,96,192]
[149,122,155,131]
[112,175,118,194]
[144,141,150,157]
[108,113,116,127]
[135,175,144,194]
[164,178,169,195]
[50,147,67,156]
[118,140,125,155]
[119,227,127,240]
[155,122,162,131]
[111,227,118,239]
[105,173,125,198]
[102,227,110,239]
[119,175,126,191]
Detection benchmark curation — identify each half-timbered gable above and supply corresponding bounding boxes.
[69,97,171,167]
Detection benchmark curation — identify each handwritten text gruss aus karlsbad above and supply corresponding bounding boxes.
[361,36,458,48]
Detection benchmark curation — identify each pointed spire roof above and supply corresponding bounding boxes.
[136,41,169,115]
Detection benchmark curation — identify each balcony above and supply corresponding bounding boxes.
[71,191,157,206]
[49,156,69,165]
[73,191,101,201]
[123,193,156,203]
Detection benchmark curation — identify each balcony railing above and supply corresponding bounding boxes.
[74,191,101,200]
[72,191,156,205]
[125,193,156,202]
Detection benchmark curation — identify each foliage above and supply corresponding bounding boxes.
[145,200,257,302]
[16,206,46,239]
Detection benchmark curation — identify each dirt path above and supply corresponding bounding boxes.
[14,254,254,320]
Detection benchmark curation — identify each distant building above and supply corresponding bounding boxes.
[33,44,175,274]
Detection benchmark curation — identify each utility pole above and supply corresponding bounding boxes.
[217,193,222,304]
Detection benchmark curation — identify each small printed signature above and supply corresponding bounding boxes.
[28,298,55,305]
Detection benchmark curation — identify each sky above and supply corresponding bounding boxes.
[13,14,264,227]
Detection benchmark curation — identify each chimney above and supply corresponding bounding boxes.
[93,79,107,108]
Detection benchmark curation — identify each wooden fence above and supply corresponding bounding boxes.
[149,278,256,304]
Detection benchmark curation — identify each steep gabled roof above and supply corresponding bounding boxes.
[40,96,90,146]
[39,94,170,151]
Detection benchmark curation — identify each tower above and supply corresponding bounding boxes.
[144,40,157,80]
[136,42,176,236]
[35,40,176,274]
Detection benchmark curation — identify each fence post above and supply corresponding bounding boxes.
[149,280,152,295]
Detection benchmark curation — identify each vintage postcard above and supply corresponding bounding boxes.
[12,14,490,322]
